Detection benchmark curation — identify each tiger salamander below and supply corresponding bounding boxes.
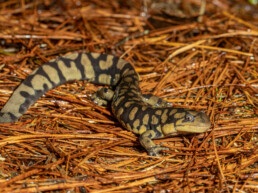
[0,53,211,155]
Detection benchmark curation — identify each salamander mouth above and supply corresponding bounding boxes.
[175,122,211,133]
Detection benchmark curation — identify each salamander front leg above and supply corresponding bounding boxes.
[141,94,172,108]
[91,88,114,106]
[139,130,169,156]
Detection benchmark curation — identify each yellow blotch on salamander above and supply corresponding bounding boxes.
[151,115,159,125]
[155,110,162,116]
[143,114,149,125]
[142,106,147,111]
[117,108,124,117]
[124,102,132,108]
[133,119,140,129]
[31,74,52,90]
[129,107,138,121]
[174,112,185,119]
[161,109,168,123]
[98,74,112,85]
[162,123,176,136]
[99,55,114,70]
[58,61,82,80]
[169,109,177,116]
[81,54,95,81]
[42,65,60,85]
[139,125,147,134]
[90,53,101,59]
[116,58,128,70]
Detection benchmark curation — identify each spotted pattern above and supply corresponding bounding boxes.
[0,53,211,156]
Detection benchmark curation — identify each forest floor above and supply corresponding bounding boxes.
[0,0,257,192]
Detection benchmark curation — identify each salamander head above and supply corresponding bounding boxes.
[161,109,211,136]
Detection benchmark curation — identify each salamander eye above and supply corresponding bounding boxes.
[185,114,194,122]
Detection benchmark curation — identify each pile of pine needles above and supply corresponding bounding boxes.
[0,0,257,192]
